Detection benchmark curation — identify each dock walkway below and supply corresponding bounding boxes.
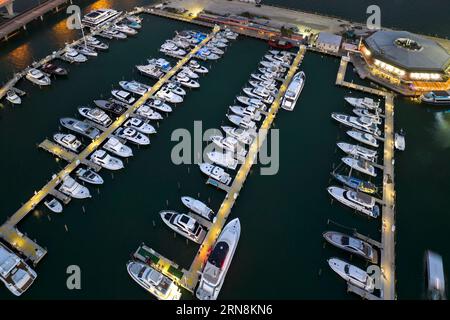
[0,25,220,264]
[336,55,396,300]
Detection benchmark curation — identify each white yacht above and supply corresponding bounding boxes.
[342,157,376,177]
[0,243,37,296]
[243,87,275,104]
[327,186,380,218]
[229,105,262,121]
[346,130,379,148]
[165,82,186,96]
[260,59,285,69]
[44,198,63,213]
[101,29,127,40]
[60,118,100,140]
[119,81,150,96]
[124,117,156,134]
[146,99,172,113]
[59,175,91,199]
[113,23,137,36]
[195,48,219,60]
[236,96,267,111]
[6,90,21,104]
[90,150,124,170]
[337,142,377,161]
[78,107,112,127]
[159,211,206,244]
[181,196,215,221]
[115,127,150,146]
[135,105,163,120]
[207,151,239,170]
[221,126,254,145]
[126,261,181,300]
[188,60,208,74]
[196,218,241,300]
[206,43,225,55]
[198,163,232,185]
[323,231,377,262]
[73,45,98,57]
[111,90,135,104]
[249,79,278,91]
[76,167,104,185]
[331,113,381,136]
[26,68,51,86]
[85,36,109,51]
[136,64,164,79]
[352,108,381,122]
[103,136,133,158]
[160,42,186,57]
[395,132,405,151]
[53,133,82,152]
[82,8,121,27]
[227,114,256,130]
[63,47,87,63]
[168,38,191,49]
[281,71,305,111]
[345,97,381,111]
[175,72,200,88]
[250,72,278,83]
[328,258,375,292]
[181,66,199,79]
[210,135,247,158]
[220,29,238,40]
[155,87,183,104]
[147,58,172,72]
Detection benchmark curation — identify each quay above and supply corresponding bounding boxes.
[0,26,220,264]
[335,55,397,300]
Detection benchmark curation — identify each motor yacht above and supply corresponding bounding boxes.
[221,126,254,145]
[94,99,127,115]
[76,167,104,185]
[101,29,127,39]
[6,90,21,104]
[188,60,208,74]
[113,23,137,36]
[147,58,172,72]
[124,117,156,134]
[81,8,121,27]
[111,90,135,104]
[136,64,164,79]
[198,163,232,185]
[327,186,380,218]
[60,118,100,140]
[196,218,241,300]
[250,72,278,83]
[156,87,183,104]
[211,135,247,158]
[331,173,378,194]
[421,90,450,106]
[337,142,377,161]
[59,175,91,199]
[146,98,172,113]
[90,150,124,170]
[0,242,37,296]
[135,105,163,120]
[73,45,98,57]
[164,82,186,96]
[103,136,133,158]
[195,48,219,60]
[323,231,377,262]
[126,261,181,300]
[159,211,206,244]
[281,71,305,111]
[331,113,381,136]
[63,47,88,63]
[181,196,215,221]
[175,72,200,88]
[249,79,278,91]
[119,80,150,96]
[181,66,199,79]
[395,132,405,151]
[26,68,51,86]
[229,105,262,121]
[207,151,239,170]
[53,133,82,152]
[328,258,375,292]
[206,43,225,55]
[342,157,376,177]
[160,42,186,57]
[85,36,109,51]
[115,127,150,145]
[227,114,256,129]
[345,96,381,111]
[243,87,275,104]
[44,198,63,213]
[41,63,68,76]
[346,130,379,148]
[236,96,267,110]
[78,107,112,127]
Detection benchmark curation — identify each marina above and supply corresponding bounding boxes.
[0,0,448,301]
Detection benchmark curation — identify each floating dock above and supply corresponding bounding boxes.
[0,25,220,265]
[335,55,397,300]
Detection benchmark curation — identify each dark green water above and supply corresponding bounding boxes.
[0,0,449,299]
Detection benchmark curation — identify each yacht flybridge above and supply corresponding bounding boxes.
[345,96,381,111]
[94,99,127,115]
[229,105,262,121]
[281,71,305,111]
[59,175,91,199]
[119,80,150,96]
[327,186,380,218]
[0,242,37,296]
[328,257,375,292]
[221,126,254,145]
[111,90,135,104]
[337,142,377,161]
[346,130,379,148]
[82,8,121,27]
[331,113,381,136]
[135,105,163,120]
[103,137,133,158]
[76,167,104,185]
[323,231,377,262]
[188,60,208,74]
[126,261,181,300]
[159,211,207,244]
[227,114,256,129]
[155,87,183,104]
[63,47,87,63]
[146,98,172,113]
[210,135,247,158]
[26,68,51,86]
[199,163,232,185]
[207,151,239,170]
[124,117,156,134]
[90,150,124,170]
[115,127,150,145]
[60,118,100,140]
[53,133,82,152]
[196,218,241,300]
[78,107,112,127]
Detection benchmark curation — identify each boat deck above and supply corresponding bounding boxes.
[347,283,381,300]
[205,177,231,192]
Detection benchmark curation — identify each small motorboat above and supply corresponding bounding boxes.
[395,131,405,151]
[41,63,68,76]
[76,167,104,185]
[5,90,21,105]
[44,198,63,213]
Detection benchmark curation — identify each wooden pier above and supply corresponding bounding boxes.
[335,55,397,300]
[0,25,220,265]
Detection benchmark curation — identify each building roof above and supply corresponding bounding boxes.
[364,30,450,73]
[317,32,342,47]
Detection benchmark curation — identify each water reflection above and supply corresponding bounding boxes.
[6,42,33,70]
[434,112,450,149]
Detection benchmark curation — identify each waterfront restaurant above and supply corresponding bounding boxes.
[359,30,450,93]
